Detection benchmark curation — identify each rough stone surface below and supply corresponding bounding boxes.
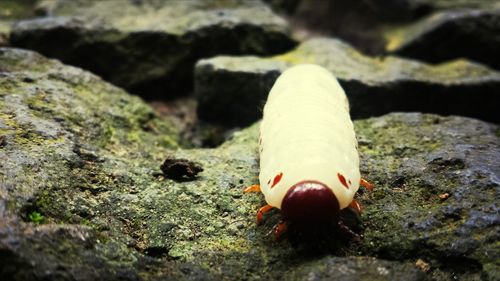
[266,0,500,55]
[2,48,499,280]
[9,0,296,98]
[385,7,500,70]
[284,256,427,281]
[195,37,500,126]
[355,113,500,281]
[0,47,181,280]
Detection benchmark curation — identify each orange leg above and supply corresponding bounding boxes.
[244,184,261,193]
[348,199,363,215]
[360,178,374,191]
[256,204,273,224]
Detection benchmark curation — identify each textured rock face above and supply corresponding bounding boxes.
[355,113,500,281]
[9,0,296,98]
[0,47,182,280]
[385,8,500,70]
[284,256,426,281]
[1,48,498,280]
[195,38,500,126]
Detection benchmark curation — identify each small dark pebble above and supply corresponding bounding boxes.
[0,135,7,147]
[22,77,35,83]
[160,157,203,181]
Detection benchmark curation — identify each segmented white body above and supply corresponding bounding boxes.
[259,64,360,209]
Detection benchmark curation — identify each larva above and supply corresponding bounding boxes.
[245,64,373,237]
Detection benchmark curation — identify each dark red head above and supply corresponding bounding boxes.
[281,181,340,226]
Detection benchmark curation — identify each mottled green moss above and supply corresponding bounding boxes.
[28,211,44,224]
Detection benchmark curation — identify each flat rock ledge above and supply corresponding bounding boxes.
[9,0,296,98]
[195,37,500,126]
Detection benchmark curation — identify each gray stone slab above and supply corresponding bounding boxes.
[195,37,500,126]
[385,7,500,70]
[9,0,296,98]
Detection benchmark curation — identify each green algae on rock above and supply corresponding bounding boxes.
[9,0,296,98]
[354,113,499,280]
[0,47,184,280]
[195,37,500,126]
[384,7,500,71]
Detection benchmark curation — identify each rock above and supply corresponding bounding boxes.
[385,7,500,70]
[160,157,203,181]
[268,0,499,23]
[285,256,427,281]
[195,57,287,127]
[9,0,296,98]
[0,47,182,280]
[1,48,499,280]
[355,113,500,281]
[0,0,40,46]
[265,0,499,55]
[195,37,500,127]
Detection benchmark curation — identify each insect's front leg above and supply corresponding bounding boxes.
[256,204,273,224]
[360,178,374,191]
[244,184,261,193]
[348,199,362,215]
[349,178,374,215]
[243,184,273,224]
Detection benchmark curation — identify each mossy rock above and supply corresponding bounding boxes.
[0,0,40,46]
[9,0,296,98]
[384,7,500,70]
